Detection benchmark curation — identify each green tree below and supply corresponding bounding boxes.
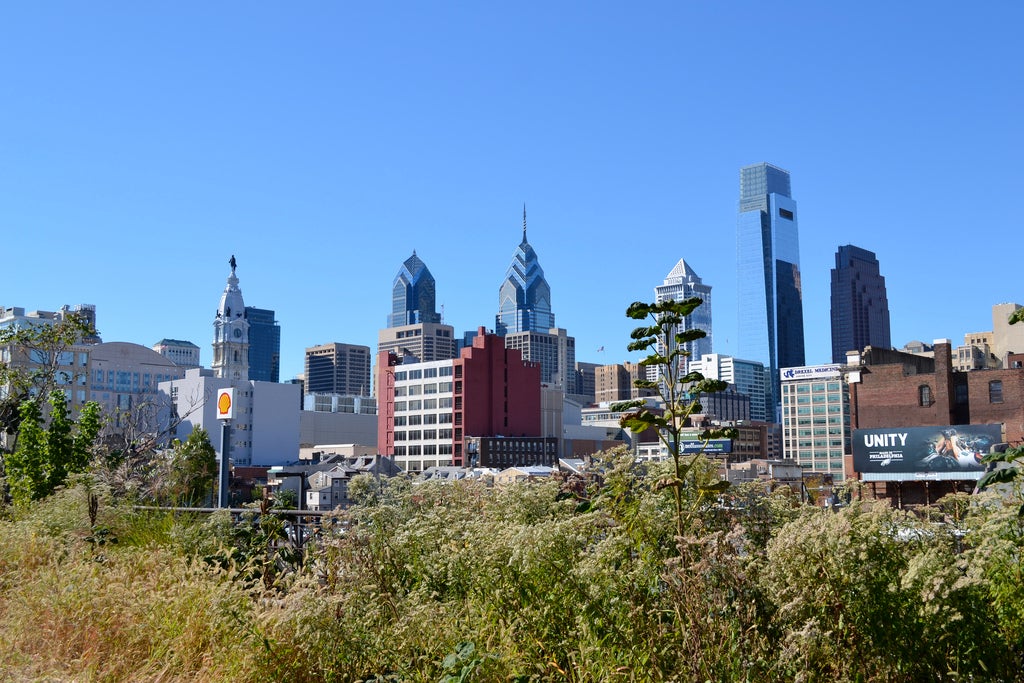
[168,427,217,506]
[611,298,735,537]
[4,400,46,506]
[4,391,102,506]
[0,311,97,440]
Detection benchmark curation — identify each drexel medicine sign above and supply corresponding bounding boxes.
[780,364,842,382]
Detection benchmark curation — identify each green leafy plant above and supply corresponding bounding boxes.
[611,298,736,537]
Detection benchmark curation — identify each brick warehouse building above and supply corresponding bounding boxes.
[847,340,1024,507]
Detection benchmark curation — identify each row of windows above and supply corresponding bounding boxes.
[394,414,446,426]
[394,429,454,441]
[394,398,453,412]
[392,444,454,457]
[784,382,842,393]
[789,406,843,416]
[394,366,453,381]
[394,381,454,397]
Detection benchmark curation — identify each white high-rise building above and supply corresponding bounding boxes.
[653,259,712,377]
[689,353,770,423]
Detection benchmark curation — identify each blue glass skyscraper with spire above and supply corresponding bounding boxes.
[496,207,555,336]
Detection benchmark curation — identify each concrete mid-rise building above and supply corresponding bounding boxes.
[504,327,575,388]
[377,322,457,367]
[305,343,372,397]
[595,362,654,403]
[991,303,1024,367]
[152,339,200,369]
[690,353,771,423]
[89,341,185,439]
[779,363,850,479]
[159,367,300,467]
[0,304,99,420]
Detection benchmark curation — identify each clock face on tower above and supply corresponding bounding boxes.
[233,328,242,339]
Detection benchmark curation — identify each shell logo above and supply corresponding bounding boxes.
[216,389,234,419]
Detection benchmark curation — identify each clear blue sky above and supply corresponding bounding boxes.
[3,2,1022,382]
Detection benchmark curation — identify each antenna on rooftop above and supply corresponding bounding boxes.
[441,303,445,324]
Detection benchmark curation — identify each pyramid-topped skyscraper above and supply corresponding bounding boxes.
[654,258,712,370]
[496,206,555,336]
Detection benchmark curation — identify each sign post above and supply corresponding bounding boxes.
[216,388,234,509]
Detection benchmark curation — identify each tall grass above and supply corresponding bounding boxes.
[2,454,1023,682]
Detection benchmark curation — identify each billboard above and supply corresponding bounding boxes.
[681,439,732,454]
[852,424,1002,475]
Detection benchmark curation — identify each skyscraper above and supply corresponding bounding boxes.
[736,163,805,417]
[378,252,456,369]
[654,259,712,373]
[246,306,281,382]
[830,245,891,363]
[389,251,441,327]
[212,256,249,381]
[496,207,554,336]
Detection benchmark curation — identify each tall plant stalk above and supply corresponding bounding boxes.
[611,298,736,538]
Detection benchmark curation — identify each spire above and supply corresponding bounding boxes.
[522,203,527,244]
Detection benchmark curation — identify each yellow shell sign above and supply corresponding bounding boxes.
[216,389,234,420]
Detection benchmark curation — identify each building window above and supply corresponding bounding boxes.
[989,380,1004,404]
[919,385,932,406]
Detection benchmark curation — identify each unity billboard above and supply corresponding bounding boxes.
[852,424,1002,475]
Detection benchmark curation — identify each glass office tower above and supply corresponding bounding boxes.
[245,306,280,383]
[737,163,805,420]
[830,245,891,363]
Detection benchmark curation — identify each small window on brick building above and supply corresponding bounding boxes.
[989,380,1003,403]
[919,385,932,406]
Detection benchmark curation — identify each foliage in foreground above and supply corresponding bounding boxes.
[1,451,1023,682]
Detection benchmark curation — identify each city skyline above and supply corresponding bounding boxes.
[3,3,1021,382]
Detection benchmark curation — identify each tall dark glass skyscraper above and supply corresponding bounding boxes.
[737,162,805,418]
[245,306,280,382]
[389,252,441,327]
[496,207,554,336]
[830,245,891,363]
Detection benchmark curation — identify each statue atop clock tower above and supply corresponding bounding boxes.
[212,255,250,381]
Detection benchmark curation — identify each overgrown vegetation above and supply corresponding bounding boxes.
[1,458,1023,681]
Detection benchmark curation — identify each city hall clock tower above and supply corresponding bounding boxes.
[212,255,250,381]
